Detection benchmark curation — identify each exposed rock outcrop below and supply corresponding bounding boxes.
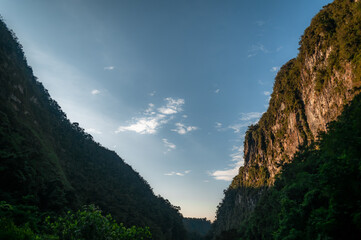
[210,0,361,238]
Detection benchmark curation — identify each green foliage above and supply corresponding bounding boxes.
[236,93,361,239]
[0,16,185,239]
[183,217,211,240]
[299,0,361,91]
[0,218,39,240]
[46,205,152,240]
[315,68,328,92]
[214,1,361,238]
[0,202,152,240]
[225,0,361,194]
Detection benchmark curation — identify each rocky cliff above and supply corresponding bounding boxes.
[211,0,361,237]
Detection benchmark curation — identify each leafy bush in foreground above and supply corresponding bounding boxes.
[0,202,152,240]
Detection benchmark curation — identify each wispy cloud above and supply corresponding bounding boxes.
[163,138,176,153]
[104,66,115,70]
[248,43,268,58]
[158,98,184,115]
[229,122,251,133]
[149,91,156,97]
[211,111,263,181]
[210,146,244,181]
[210,163,241,181]
[215,121,228,132]
[263,91,271,96]
[270,66,280,72]
[85,128,102,135]
[258,80,266,85]
[255,20,266,27]
[229,112,263,133]
[165,170,191,176]
[115,97,185,134]
[214,89,220,94]
[171,122,198,135]
[91,89,100,95]
[116,118,161,134]
[240,112,263,121]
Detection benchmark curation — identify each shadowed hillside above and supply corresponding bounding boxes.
[0,17,186,240]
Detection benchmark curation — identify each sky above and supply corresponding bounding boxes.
[0,0,333,221]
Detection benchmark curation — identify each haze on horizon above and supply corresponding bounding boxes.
[0,0,333,221]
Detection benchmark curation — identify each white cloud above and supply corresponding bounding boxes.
[230,146,244,163]
[149,91,156,97]
[85,128,102,135]
[165,170,191,176]
[91,89,100,95]
[258,80,266,85]
[248,43,268,58]
[210,163,242,181]
[145,103,156,115]
[229,122,251,133]
[211,112,263,181]
[158,97,184,115]
[104,66,114,70]
[172,122,198,135]
[240,112,263,121]
[210,146,244,181]
[215,122,227,132]
[182,115,188,118]
[115,97,185,134]
[163,138,176,153]
[228,112,263,133]
[115,117,161,134]
[263,91,271,96]
[214,89,220,94]
[270,66,280,72]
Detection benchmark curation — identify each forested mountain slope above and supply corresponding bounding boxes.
[183,218,211,240]
[237,92,361,239]
[0,17,186,240]
[210,0,361,238]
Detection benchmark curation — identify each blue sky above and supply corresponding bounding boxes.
[0,0,332,221]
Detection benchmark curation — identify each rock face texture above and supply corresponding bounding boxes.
[211,0,361,238]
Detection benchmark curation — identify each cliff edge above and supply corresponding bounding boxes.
[211,0,361,237]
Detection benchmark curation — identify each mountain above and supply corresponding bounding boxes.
[237,93,361,239]
[210,0,361,238]
[183,217,212,240]
[0,17,186,239]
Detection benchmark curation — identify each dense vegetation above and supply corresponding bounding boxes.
[236,92,361,239]
[0,17,186,239]
[212,0,361,238]
[231,0,361,189]
[183,218,211,240]
[0,202,151,239]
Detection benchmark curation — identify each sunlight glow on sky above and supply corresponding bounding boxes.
[0,0,332,220]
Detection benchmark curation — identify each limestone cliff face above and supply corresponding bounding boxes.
[211,0,361,237]
[234,48,356,189]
